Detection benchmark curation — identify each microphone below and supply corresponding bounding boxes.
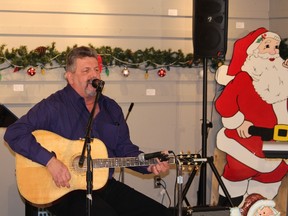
[138,151,169,162]
[89,79,105,90]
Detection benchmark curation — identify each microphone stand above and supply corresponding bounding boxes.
[176,158,183,216]
[78,82,104,216]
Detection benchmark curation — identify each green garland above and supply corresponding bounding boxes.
[0,43,221,72]
[0,39,287,72]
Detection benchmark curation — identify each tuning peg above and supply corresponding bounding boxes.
[188,165,193,172]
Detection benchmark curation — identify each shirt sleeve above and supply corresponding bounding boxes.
[4,100,56,166]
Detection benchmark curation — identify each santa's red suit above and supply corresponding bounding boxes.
[215,28,288,200]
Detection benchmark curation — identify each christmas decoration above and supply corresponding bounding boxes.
[105,67,110,76]
[157,68,166,77]
[145,70,149,79]
[230,193,280,216]
[122,67,130,77]
[13,67,20,72]
[27,67,36,76]
[0,39,287,78]
[34,46,47,55]
[0,43,216,74]
[97,55,103,72]
[41,67,46,75]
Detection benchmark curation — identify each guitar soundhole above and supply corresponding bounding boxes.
[72,156,87,174]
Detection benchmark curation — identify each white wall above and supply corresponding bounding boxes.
[269,0,288,38]
[1,0,287,215]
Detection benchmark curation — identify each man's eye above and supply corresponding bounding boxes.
[275,45,279,49]
[265,44,270,49]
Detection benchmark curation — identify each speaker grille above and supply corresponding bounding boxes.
[193,0,228,58]
[198,26,221,50]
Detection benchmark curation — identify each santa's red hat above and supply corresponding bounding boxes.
[227,27,268,76]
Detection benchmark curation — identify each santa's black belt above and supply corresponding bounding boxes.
[248,124,288,141]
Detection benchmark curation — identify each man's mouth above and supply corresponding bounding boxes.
[269,58,275,61]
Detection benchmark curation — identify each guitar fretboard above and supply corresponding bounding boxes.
[93,157,158,168]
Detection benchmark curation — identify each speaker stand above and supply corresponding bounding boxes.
[179,58,233,211]
[180,156,233,207]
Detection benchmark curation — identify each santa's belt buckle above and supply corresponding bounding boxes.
[273,124,288,141]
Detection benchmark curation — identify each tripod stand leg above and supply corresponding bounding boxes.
[180,166,199,206]
[207,156,234,207]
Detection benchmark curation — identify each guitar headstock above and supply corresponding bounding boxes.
[177,152,202,165]
[176,152,202,172]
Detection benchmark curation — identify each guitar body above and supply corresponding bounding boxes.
[16,130,109,205]
[15,130,195,205]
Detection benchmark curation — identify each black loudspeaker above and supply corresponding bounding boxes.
[193,0,228,58]
[169,206,230,216]
[191,206,230,216]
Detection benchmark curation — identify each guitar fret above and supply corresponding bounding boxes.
[18,130,202,205]
[93,157,157,168]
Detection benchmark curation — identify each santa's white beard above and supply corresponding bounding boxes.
[241,53,288,104]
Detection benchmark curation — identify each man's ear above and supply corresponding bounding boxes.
[65,71,74,84]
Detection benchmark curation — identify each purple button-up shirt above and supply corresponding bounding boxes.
[4,84,149,178]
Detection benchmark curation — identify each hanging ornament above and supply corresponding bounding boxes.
[157,68,166,77]
[145,70,149,80]
[27,67,36,76]
[105,66,110,76]
[97,55,103,72]
[34,46,47,56]
[41,67,46,75]
[122,67,130,77]
[13,67,20,72]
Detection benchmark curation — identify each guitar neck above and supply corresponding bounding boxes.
[92,156,175,168]
[16,130,201,205]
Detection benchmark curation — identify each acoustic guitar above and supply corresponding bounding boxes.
[15,130,199,205]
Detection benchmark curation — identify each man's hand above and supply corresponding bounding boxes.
[147,159,170,175]
[46,156,71,188]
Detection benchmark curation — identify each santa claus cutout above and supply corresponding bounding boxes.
[214,27,288,208]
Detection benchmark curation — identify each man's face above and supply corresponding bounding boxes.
[257,37,280,55]
[66,57,101,98]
